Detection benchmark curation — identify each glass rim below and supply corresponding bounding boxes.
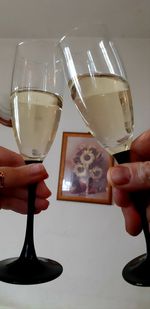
[17,38,55,47]
[58,20,111,45]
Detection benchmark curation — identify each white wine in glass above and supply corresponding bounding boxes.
[70,73,133,156]
[0,40,63,284]
[58,22,150,286]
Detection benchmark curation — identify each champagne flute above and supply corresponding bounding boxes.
[0,40,63,284]
[58,22,150,286]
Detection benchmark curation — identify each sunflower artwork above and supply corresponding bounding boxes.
[57,132,113,204]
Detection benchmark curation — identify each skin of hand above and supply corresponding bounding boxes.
[0,146,51,214]
[107,130,150,236]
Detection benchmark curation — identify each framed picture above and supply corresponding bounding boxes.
[57,132,113,204]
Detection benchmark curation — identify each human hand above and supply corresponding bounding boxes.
[0,147,51,214]
[107,130,150,236]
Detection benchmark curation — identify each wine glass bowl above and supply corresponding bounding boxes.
[58,22,150,286]
[0,40,63,284]
[58,22,134,157]
[11,40,63,162]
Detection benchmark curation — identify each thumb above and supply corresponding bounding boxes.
[0,164,48,188]
[107,162,150,191]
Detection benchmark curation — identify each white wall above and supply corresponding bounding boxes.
[0,39,149,309]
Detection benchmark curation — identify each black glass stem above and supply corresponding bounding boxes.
[114,150,150,286]
[19,160,41,262]
[0,160,63,285]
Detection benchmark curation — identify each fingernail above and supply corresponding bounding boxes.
[108,166,131,186]
[29,164,48,177]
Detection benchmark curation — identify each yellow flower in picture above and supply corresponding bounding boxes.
[80,149,95,167]
[73,163,87,177]
[90,166,103,179]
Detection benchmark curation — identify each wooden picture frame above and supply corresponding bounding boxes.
[57,132,113,204]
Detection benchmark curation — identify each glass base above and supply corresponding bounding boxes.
[122,253,150,286]
[0,257,63,285]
